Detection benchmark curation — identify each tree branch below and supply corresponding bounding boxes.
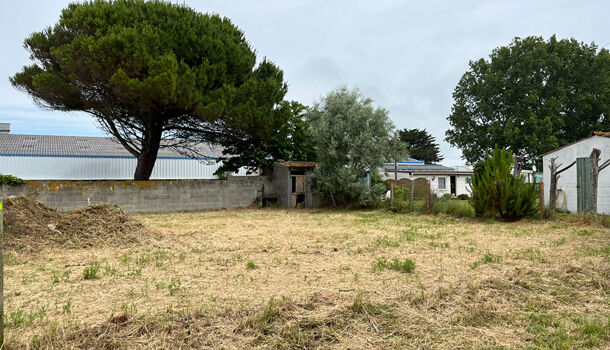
[556,161,576,175]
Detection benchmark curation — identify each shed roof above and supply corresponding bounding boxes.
[0,134,223,159]
[538,131,610,158]
[277,161,316,169]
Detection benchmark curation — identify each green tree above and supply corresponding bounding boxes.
[446,35,610,168]
[397,128,443,163]
[215,101,316,175]
[306,87,406,207]
[470,147,538,221]
[10,0,289,180]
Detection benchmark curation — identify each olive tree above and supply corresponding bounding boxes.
[306,87,406,207]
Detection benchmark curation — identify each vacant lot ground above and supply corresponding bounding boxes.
[4,208,610,349]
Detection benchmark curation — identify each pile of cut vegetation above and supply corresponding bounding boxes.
[2,196,155,251]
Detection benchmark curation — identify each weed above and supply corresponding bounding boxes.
[372,257,415,273]
[137,255,150,266]
[512,247,546,262]
[9,309,25,327]
[246,261,258,270]
[551,237,566,247]
[120,253,131,265]
[83,262,101,280]
[62,299,73,313]
[373,235,400,248]
[574,229,592,236]
[104,264,118,277]
[127,268,142,278]
[21,274,36,285]
[168,278,182,296]
[471,252,502,269]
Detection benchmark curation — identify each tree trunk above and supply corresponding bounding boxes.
[589,148,600,220]
[546,157,575,219]
[513,155,523,178]
[133,128,163,181]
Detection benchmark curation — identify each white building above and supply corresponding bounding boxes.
[540,132,610,214]
[0,132,252,180]
[383,161,473,197]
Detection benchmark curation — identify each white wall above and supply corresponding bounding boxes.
[382,172,472,196]
[542,135,610,214]
[0,156,253,180]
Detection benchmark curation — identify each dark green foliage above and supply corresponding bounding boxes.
[0,174,27,185]
[470,147,539,221]
[397,128,443,163]
[215,101,316,175]
[11,0,290,180]
[446,35,610,168]
[456,194,469,200]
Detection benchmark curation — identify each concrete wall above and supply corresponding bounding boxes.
[542,135,610,214]
[0,176,273,213]
[273,163,291,208]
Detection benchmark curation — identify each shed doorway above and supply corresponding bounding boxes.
[576,157,591,213]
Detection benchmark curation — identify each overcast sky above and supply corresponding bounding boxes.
[1,0,609,165]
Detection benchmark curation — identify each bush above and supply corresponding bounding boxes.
[0,174,27,185]
[457,194,469,200]
[470,147,538,221]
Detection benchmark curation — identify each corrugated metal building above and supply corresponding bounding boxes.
[0,133,253,180]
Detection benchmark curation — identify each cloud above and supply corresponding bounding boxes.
[1,0,609,166]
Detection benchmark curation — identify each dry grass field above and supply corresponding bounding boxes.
[3,207,610,349]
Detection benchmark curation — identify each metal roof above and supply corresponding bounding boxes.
[383,163,473,174]
[0,134,224,159]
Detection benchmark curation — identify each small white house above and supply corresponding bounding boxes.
[383,161,473,197]
[540,132,610,214]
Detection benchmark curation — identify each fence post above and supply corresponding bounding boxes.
[0,198,4,348]
[539,181,544,219]
[390,183,394,208]
[410,180,415,211]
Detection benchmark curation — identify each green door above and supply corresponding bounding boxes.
[576,157,591,213]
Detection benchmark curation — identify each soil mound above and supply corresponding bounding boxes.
[3,196,155,251]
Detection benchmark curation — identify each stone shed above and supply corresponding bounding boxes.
[272,161,316,208]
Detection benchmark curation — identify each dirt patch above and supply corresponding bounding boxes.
[2,196,156,251]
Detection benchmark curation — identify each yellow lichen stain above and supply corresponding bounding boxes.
[24,179,191,194]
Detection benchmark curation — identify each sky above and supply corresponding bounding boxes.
[1,0,609,166]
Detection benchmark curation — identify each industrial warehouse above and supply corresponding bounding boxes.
[0,124,251,180]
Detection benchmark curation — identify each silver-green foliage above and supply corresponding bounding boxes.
[306,87,406,207]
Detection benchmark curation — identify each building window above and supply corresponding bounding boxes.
[438,177,446,190]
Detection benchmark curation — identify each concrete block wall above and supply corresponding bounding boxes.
[1,176,273,213]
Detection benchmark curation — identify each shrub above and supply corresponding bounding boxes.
[457,194,469,200]
[470,147,538,221]
[0,174,26,185]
